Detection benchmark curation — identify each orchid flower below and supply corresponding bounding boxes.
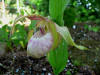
[12,15,88,58]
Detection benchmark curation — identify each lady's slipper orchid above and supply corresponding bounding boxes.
[12,15,88,58]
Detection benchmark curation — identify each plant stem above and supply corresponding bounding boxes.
[2,0,5,17]
[2,0,6,23]
[17,0,20,14]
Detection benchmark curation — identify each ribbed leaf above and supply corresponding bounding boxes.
[47,39,68,75]
[49,0,70,25]
[49,0,70,75]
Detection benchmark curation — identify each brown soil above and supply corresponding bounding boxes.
[0,23,100,75]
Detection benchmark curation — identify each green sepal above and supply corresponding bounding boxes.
[55,24,88,50]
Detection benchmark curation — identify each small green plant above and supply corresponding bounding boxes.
[0,25,10,42]
[0,24,28,49]
[84,24,100,32]
[64,7,77,27]
[10,24,27,48]
[66,70,72,75]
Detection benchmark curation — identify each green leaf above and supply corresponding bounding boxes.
[11,24,27,47]
[66,70,71,75]
[0,25,10,42]
[49,0,69,75]
[19,41,25,48]
[47,39,68,75]
[49,0,70,25]
[29,20,37,30]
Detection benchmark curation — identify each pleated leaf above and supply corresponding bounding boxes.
[49,0,70,25]
[47,39,68,75]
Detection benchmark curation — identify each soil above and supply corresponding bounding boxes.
[0,22,100,75]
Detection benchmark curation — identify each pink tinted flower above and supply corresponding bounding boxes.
[27,31,53,58]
